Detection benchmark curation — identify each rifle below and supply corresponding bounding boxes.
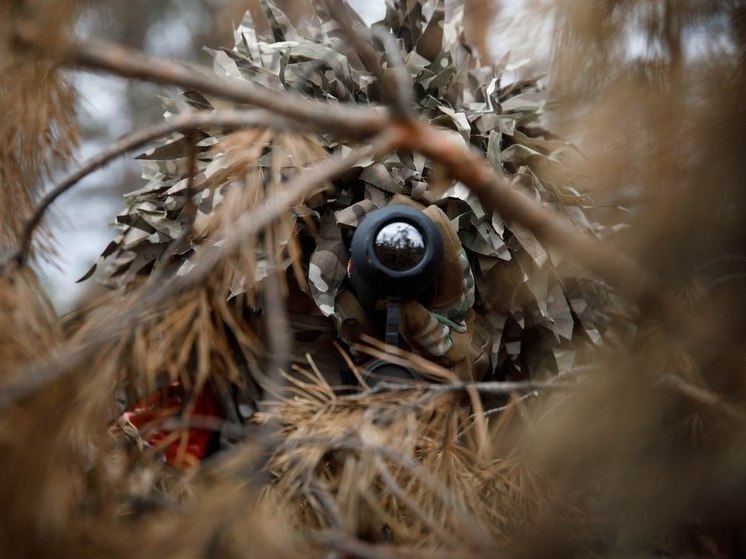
[347,205,444,384]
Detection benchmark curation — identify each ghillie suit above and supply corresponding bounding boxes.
[90,0,621,378]
[86,0,625,469]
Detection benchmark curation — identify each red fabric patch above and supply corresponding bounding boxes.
[121,381,222,469]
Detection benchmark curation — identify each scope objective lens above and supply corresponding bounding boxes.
[349,205,443,308]
[374,221,426,271]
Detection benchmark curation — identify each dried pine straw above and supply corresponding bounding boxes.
[70,280,264,401]
[0,0,81,253]
[0,261,61,375]
[249,363,570,551]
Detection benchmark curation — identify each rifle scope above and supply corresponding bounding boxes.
[347,205,444,385]
[348,205,444,311]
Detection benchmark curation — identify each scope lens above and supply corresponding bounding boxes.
[374,221,426,271]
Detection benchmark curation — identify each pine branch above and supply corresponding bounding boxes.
[11,20,662,320]
[12,20,389,140]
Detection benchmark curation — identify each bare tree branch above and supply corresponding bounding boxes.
[359,378,575,398]
[397,122,710,342]
[658,373,746,420]
[400,123,659,305]
[12,21,389,140]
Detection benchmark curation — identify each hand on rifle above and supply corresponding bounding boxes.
[337,196,487,381]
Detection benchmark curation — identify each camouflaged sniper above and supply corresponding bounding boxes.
[88,0,624,381]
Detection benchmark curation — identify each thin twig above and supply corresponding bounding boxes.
[262,249,292,392]
[359,379,574,398]
[657,373,746,420]
[457,391,540,439]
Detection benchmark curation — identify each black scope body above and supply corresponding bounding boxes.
[348,205,444,310]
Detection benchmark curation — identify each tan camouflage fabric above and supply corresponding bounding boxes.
[88,0,626,381]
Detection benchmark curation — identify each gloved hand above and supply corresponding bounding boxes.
[397,201,476,381]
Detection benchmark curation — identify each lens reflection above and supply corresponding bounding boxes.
[374,221,425,271]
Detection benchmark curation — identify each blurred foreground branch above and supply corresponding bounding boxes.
[12,20,388,140]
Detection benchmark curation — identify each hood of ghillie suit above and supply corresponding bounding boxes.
[88,0,626,382]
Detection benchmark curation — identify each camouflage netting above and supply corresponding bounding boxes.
[87,0,626,386]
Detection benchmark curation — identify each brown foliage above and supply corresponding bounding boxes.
[0,0,81,253]
[1,1,746,558]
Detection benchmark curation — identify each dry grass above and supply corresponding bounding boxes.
[253,369,561,550]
